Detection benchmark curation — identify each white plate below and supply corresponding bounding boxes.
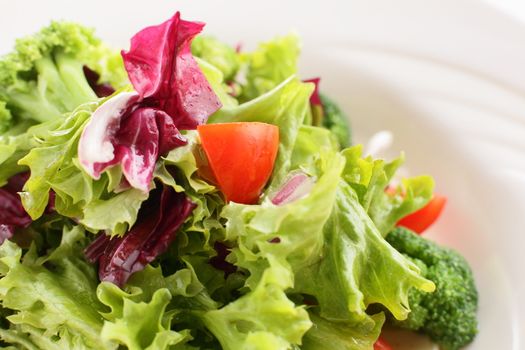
[2,1,524,349]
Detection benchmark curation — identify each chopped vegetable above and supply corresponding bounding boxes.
[386,227,478,350]
[78,92,186,192]
[122,11,222,130]
[197,122,279,204]
[397,195,447,233]
[85,185,195,286]
[79,12,221,192]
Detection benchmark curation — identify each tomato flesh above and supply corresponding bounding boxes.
[197,122,279,204]
[374,337,393,350]
[397,195,447,234]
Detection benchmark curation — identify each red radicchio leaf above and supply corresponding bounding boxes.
[78,93,186,192]
[121,11,222,130]
[85,185,195,287]
[304,78,321,106]
[83,66,116,98]
[113,107,185,190]
[0,172,32,244]
[209,242,237,277]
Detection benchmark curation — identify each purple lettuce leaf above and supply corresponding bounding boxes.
[79,12,220,192]
[83,66,116,98]
[0,173,32,244]
[304,77,321,106]
[85,185,195,286]
[112,107,185,191]
[79,94,186,192]
[209,242,237,278]
[121,11,222,129]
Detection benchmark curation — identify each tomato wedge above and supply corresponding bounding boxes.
[374,337,393,350]
[197,122,279,204]
[397,195,447,234]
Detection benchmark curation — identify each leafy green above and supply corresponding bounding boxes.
[0,21,127,133]
[341,145,434,236]
[294,180,435,324]
[192,36,240,82]
[19,102,97,219]
[302,312,384,350]
[80,188,149,236]
[240,33,300,101]
[221,149,344,288]
[203,264,312,350]
[0,226,113,350]
[98,283,192,350]
[0,118,62,185]
[290,125,339,171]
[17,100,148,236]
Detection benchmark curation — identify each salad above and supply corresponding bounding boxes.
[0,11,478,350]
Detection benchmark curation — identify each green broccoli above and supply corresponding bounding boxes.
[319,93,351,148]
[0,21,127,133]
[386,227,478,350]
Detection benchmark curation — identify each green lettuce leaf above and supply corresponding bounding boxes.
[341,146,434,236]
[192,36,240,82]
[97,283,192,350]
[240,33,300,101]
[18,101,97,219]
[102,262,222,349]
[0,118,63,186]
[221,149,344,289]
[79,188,149,236]
[202,264,312,350]
[290,125,339,171]
[17,99,148,236]
[302,312,384,350]
[158,130,226,261]
[160,130,217,195]
[0,226,113,350]
[294,180,435,323]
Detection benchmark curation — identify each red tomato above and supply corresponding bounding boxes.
[197,122,279,204]
[374,337,393,350]
[397,195,447,234]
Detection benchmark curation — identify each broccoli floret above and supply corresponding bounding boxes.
[386,227,478,350]
[0,21,127,133]
[319,93,351,148]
